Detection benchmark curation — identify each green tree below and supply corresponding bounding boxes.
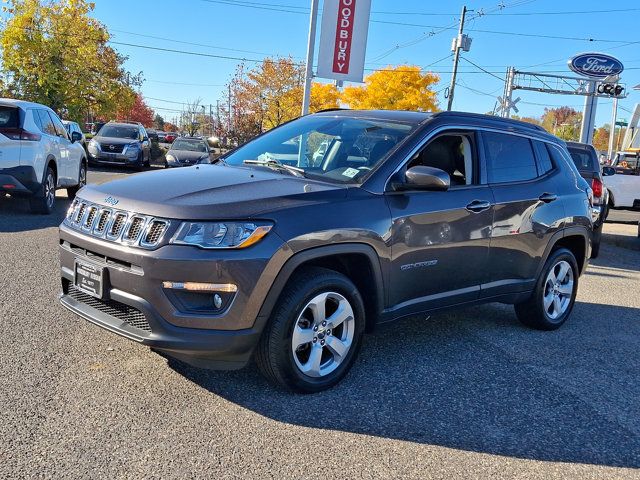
[153,114,165,131]
[0,0,140,122]
[540,107,582,141]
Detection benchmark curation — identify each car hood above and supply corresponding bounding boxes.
[78,165,347,219]
[93,136,136,146]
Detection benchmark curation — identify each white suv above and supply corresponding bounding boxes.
[0,99,87,214]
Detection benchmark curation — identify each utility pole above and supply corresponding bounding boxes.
[447,5,467,111]
[608,97,618,160]
[301,0,320,116]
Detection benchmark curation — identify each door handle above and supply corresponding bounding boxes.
[466,200,491,213]
[539,192,557,203]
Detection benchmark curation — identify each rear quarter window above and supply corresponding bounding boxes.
[0,106,20,128]
[483,131,538,183]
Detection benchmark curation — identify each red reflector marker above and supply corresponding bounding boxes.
[2,184,16,189]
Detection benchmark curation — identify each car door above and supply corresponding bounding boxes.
[480,131,566,298]
[386,130,494,314]
[34,109,62,185]
[47,111,76,185]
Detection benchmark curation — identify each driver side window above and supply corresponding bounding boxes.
[408,132,476,187]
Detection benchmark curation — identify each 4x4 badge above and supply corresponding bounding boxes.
[104,196,119,206]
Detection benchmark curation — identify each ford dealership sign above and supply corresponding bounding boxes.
[568,53,624,78]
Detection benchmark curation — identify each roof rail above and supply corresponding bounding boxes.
[434,111,547,132]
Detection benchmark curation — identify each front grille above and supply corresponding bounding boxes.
[109,213,127,238]
[65,200,170,249]
[124,217,145,242]
[102,143,124,153]
[83,206,98,229]
[143,220,168,245]
[67,284,151,332]
[94,210,111,234]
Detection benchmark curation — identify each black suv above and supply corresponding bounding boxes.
[59,110,593,393]
[87,121,151,170]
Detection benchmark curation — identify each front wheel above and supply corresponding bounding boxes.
[256,267,365,393]
[515,248,579,330]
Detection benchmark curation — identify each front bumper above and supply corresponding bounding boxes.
[58,223,289,369]
[89,151,141,166]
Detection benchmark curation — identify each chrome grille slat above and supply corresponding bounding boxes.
[63,199,169,249]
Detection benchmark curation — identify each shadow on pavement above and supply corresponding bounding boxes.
[168,248,640,468]
[0,194,70,232]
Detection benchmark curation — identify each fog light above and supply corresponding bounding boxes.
[162,281,237,293]
[213,294,223,309]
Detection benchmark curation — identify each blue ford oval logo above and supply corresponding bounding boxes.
[104,196,119,206]
[568,53,624,79]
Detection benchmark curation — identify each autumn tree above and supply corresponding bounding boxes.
[163,122,178,133]
[153,114,165,131]
[540,106,582,141]
[341,66,439,111]
[117,93,154,126]
[0,0,140,123]
[593,126,610,152]
[512,115,542,126]
[221,58,339,144]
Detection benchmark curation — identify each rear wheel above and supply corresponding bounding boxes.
[515,248,578,330]
[256,267,365,393]
[66,161,86,199]
[29,166,56,214]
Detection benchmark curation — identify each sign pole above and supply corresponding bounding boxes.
[579,81,598,144]
[301,0,320,116]
[607,97,618,160]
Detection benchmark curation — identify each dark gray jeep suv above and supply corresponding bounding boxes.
[59,110,593,393]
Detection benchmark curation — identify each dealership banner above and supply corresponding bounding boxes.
[317,0,371,83]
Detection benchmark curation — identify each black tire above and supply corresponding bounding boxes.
[144,150,150,168]
[66,161,87,199]
[256,266,365,393]
[591,224,602,259]
[29,166,56,214]
[514,248,579,331]
[135,151,145,171]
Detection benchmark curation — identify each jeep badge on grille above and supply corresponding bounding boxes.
[104,196,119,206]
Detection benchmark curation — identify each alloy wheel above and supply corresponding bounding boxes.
[45,172,55,209]
[543,260,574,320]
[291,291,355,378]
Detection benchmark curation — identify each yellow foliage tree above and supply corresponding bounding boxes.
[0,0,139,123]
[341,66,440,111]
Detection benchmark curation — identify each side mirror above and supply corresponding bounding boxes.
[602,166,616,177]
[71,131,82,143]
[395,166,450,191]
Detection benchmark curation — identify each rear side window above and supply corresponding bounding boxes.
[36,109,57,136]
[483,131,538,183]
[533,140,554,174]
[0,106,19,128]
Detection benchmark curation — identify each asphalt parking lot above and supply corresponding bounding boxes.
[1,168,639,479]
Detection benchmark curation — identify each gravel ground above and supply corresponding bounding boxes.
[1,169,639,479]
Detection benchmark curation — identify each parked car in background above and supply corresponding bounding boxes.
[604,151,640,209]
[566,141,612,258]
[164,132,178,143]
[59,110,593,393]
[0,99,87,213]
[157,131,167,143]
[87,121,151,170]
[62,120,87,151]
[164,137,211,167]
[145,129,159,142]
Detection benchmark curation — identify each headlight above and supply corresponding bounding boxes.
[171,222,272,249]
[165,154,177,163]
[124,143,140,155]
[88,139,99,153]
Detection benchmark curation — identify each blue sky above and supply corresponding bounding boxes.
[91,0,640,127]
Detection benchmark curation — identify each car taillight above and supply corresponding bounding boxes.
[591,178,603,198]
[0,127,41,141]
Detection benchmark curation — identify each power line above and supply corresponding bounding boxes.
[459,56,505,81]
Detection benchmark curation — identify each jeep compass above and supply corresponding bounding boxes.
[59,110,593,393]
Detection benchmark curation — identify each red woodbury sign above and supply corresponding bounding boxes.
[317,0,371,83]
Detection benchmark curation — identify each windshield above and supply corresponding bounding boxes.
[172,139,208,152]
[98,125,139,140]
[223,115,417,183]
[615,153,639,170]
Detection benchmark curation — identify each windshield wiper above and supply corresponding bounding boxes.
[243,159,306,177]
